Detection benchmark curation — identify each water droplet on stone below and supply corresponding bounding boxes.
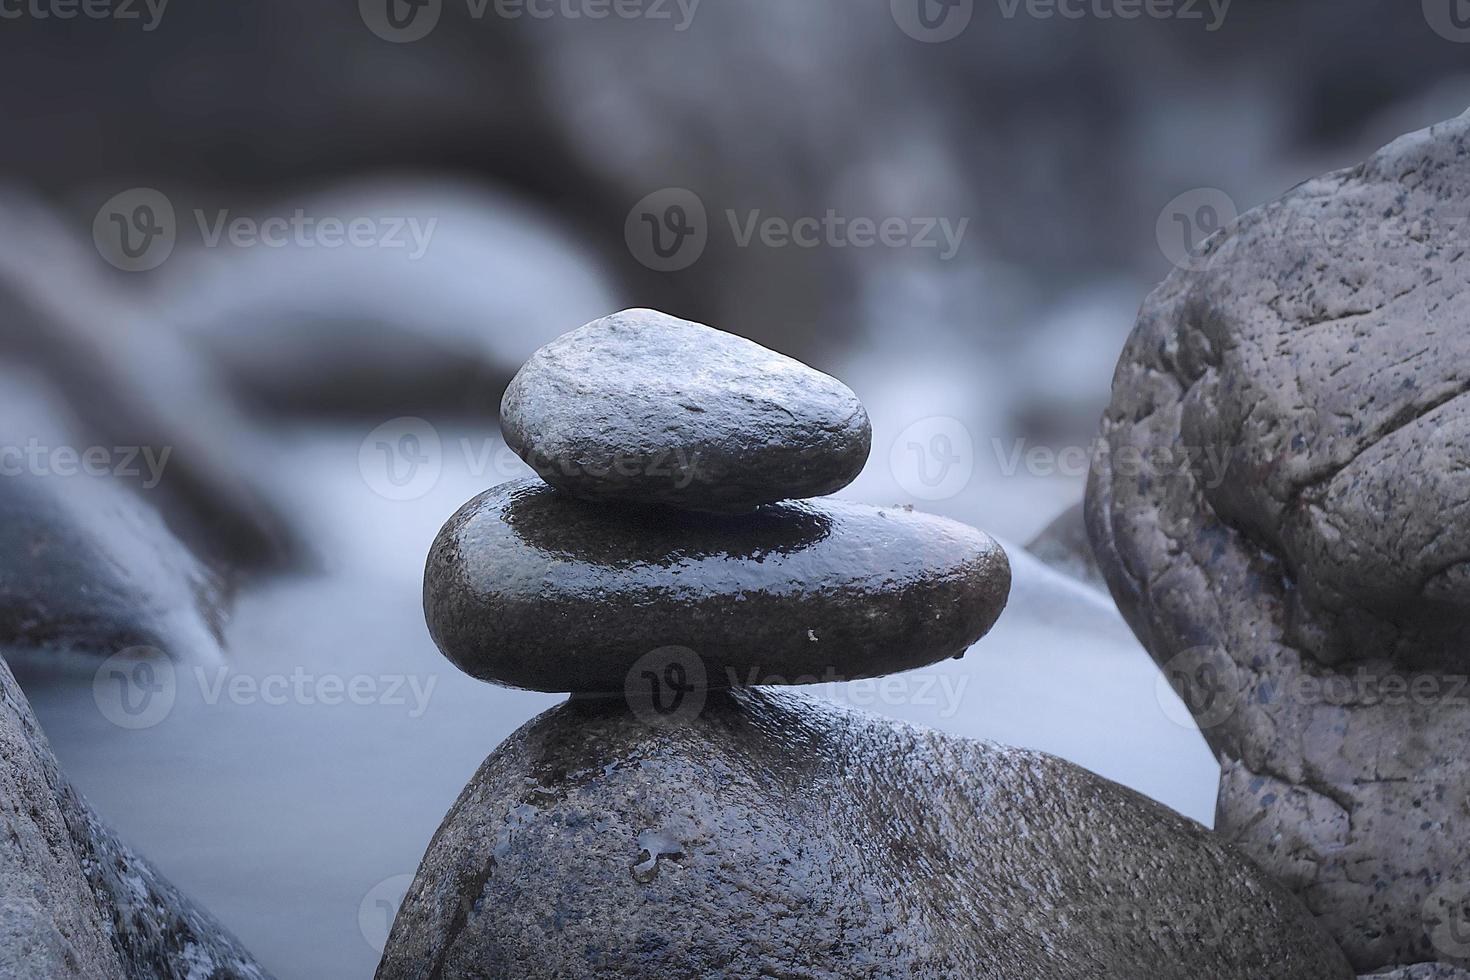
[630,828,683,883]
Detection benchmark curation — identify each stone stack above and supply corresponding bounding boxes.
[380,308,1359,979]
[423,308,1012,697]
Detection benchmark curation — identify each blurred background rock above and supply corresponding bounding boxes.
[5,1,1469,510]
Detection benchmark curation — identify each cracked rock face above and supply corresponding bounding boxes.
[424,478,1010,693]
[0,657,271,980]
[376,688,1350,980]
[501,309,872,513]
[1086,110,1470,971]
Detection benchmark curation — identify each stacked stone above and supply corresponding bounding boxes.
[423,308,1012,698]
[390,308,1362,980]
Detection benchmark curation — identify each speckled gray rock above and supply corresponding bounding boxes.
[1087,109,1470,971]
[424,479,1009,693]
[501,309,871,513]
[1365,968,1470,979]
[0,656,271,980]
[376,688,1352,980]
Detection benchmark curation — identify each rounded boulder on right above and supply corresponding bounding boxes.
[1088,108,1470,971]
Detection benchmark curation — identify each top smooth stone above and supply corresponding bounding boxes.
[500,309,871,513]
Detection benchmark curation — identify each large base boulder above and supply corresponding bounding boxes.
[378,689,1349,980]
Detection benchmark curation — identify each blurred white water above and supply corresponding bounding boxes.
[17,417,1215,980]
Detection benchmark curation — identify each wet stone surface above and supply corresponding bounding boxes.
[501,309,872,513]
[424,478,1010,693]
[376,688,1353,980]
[1086,108,1470,971]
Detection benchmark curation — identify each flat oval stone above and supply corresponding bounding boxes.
[500,308,871,512]
[423,479,1010,693]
